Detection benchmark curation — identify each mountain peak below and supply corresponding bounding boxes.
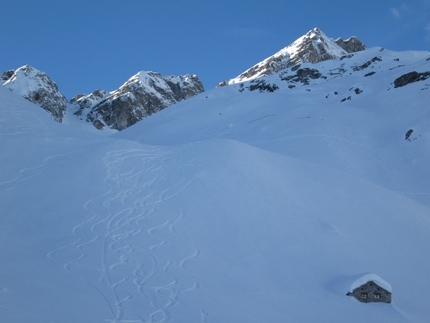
[225,28,366,85]
[305,27,325,38]
[1,65,67,122]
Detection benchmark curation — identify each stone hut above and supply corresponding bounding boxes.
[346,274,392,304]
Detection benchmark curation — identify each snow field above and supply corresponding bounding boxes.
[1,46,430,322]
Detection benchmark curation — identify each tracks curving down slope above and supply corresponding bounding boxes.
[48,147,203,323]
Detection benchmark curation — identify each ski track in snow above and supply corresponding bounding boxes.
[0,150,79,194]
[0,164,46,193]
[47,148,205,323]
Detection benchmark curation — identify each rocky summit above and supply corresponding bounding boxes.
[222,27,366,86]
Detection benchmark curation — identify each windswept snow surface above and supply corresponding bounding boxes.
[1,48,430,322]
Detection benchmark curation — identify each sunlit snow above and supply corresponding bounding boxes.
[1,45,430,323]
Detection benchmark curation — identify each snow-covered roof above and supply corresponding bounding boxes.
[349,274,392,293]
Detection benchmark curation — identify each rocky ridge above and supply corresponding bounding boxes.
[1,66,204,131]
[4,27,430,134]
[0,28,364,131]
[70,71,204,130]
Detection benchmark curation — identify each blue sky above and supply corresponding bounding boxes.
[2,0,430,99]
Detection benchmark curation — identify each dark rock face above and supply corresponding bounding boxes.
[248,80,279,92]
[280,68,323,85]
[335,36,366,53]
[27,87,67,122]
[2,65,67,122]
[73,71,204,130]
[1,70,14,81]
[393,71,430,88]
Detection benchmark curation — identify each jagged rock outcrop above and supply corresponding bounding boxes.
[280,67,323,85]
[247,80,279,92]
[393,71,430,88]
[1,65,67,122]
[1,70,14,81]
[71,71,204,130]
[335,36,366,53]
[223,28,366,86]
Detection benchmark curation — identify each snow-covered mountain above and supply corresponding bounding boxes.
[70,71,204,130]
[1,65,67,122]
[222,27,366,86]
[1,28,430,322]
[0,28,365,131]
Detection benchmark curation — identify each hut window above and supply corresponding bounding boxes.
[361,292,368,299]
[374,293,382,299]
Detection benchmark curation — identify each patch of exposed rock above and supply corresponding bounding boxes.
[280,67,323,85]
[393,71,430,88]
[1,70,14,81]
[352,56,382,71]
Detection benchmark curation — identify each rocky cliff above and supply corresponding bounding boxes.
[335,36,366,53]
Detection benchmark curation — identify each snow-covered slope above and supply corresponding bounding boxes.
[1,34,430,322]
[127,46,430,207]
[224,27,365,86]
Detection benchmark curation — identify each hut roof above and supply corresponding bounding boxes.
[349,273,392,293]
